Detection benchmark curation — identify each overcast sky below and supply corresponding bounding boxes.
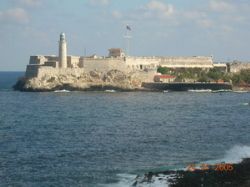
[0,0,250,71]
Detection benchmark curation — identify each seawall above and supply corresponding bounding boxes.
[141,82,233,91]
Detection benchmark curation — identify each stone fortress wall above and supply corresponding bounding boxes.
[125,56,160,70]
[25,33,233,81]
[229,61,250,73]
[160,56,214,68]
[83,57,128,73]
[26,55,218,78]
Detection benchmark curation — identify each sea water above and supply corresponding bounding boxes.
[0,72,250,186]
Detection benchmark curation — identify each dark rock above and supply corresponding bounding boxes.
[134,158,250,187]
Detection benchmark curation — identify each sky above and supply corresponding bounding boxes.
[0,0,250,71]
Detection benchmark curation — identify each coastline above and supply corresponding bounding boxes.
[13,76,235,92]
[134,158,250,186]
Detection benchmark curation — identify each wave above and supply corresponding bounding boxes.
[102,145,250,187]
[104,89,117,93]
[100,174,136,187]
[188,89,212,93]
[233,90,248,93]
[100,173,171,187]
[212,89,232,93]
[217,145,250,164]
[201,145,250,165]
[54,89,70,93]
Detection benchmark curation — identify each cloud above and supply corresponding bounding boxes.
[125,0,174,21]
[183,11,214,28]
[112,10,122,19]
[19,0,42,7]
[145,0,174,18]
[209,0,235,12]
[0,8,29,24]
[88,0,110,6]
[184,11,207,20]
[220,25,233,33]
[197,19,214,28]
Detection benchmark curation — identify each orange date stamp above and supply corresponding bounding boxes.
[187,163,234,172]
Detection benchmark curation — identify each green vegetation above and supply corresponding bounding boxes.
[231,69,250,85]
[207,68,224,80]
[157,67,173,75]
[157,66,250,85]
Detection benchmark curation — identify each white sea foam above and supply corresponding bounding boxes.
[54,89,70,93]
[99,174,136,187]
[101,145,250,187]
[222,145,250,163]
[204,145,250,165]
[104,90,116,93]
[100,173,172,187]
[188,89,212,93]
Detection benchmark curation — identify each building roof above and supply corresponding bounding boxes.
[109,48,123,52]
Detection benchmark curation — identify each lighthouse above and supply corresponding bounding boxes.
[59,33,67,68]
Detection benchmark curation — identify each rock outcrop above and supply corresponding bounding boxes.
[133,158,250,187]
[13,69,147,92]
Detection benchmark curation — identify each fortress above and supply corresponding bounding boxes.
[25,33,227,80]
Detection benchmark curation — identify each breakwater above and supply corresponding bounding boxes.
[142,82,232,91]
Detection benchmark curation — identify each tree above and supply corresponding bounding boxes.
[241,69,250,84]
[157,67,173,75]
[231,74,241,85]
[207,68,224,81]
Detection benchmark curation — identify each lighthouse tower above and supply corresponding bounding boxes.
[59,33,67,68]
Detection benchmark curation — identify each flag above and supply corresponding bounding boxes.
[126,25,131,31]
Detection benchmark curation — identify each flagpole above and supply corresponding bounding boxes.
[124,25,131,57]
[126,28,130,56]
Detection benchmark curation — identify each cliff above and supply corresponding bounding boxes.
[13,69,148,92]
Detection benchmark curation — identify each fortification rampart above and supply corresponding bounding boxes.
[83,58,129,73]
[160,56,213,68]
[229,62,250,73]
[25,65,87,79]
[25,55,215,79]
[36,67,85,79]
[25,65,40,78]
[125,57,160,70]
[24,34,218,83]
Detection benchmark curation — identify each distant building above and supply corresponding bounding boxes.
[154,75,176,83]
[109,48,125,58]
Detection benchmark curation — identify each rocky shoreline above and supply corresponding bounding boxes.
[13,70,147,92]
[13,69,250,92]
[133,158,250,187]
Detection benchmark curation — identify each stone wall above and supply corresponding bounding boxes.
[36,67,86,79]
[25,55,217,81]
[229,62,250,73]
[29,56,47,65]
[160,56,213,68]
[67,56,80,68]
[25,65,41,78]
[125,57,160,70]
[135,70,157,83]
[83,58,129,73]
